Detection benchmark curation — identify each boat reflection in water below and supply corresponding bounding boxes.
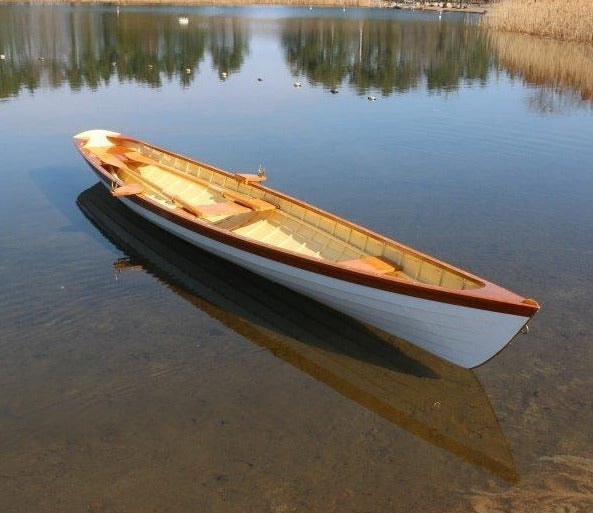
[77,183,517,482]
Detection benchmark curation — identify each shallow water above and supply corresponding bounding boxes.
[1,4,593,512]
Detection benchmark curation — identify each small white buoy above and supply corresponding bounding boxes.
[148,64,153,69]
[367,95,377,101]
[178,16,189,25]
[0,54,5,61]
[221,71,228,79]
[293,81,302,88]
[185,68,191,74]
[111,61,117,66]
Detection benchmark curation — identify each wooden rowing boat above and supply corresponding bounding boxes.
[73,129,540,368]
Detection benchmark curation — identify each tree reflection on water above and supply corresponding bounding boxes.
[282,17,489,95]
[0,6,247,96]
[0,4,590,109]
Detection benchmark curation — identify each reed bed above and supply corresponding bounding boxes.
[483,0,593,44]
[489,31,593,101]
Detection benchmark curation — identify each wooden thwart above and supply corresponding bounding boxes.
[190,202,251,219]
[225,193,276,212]
[338,256,401,275]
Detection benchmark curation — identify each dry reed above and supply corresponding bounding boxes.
[483,0,593,44]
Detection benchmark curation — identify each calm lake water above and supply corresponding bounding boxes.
[1,4,593,512]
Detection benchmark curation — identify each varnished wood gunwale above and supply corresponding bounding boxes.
[74,136,540,318]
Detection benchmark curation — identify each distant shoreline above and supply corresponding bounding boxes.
[2,0,488,12]
[391,3,487,14]
[1,0,383,7]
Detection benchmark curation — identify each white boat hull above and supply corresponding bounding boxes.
[115,187,528,368]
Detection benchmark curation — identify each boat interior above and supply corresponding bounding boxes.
[81,133,482,291]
